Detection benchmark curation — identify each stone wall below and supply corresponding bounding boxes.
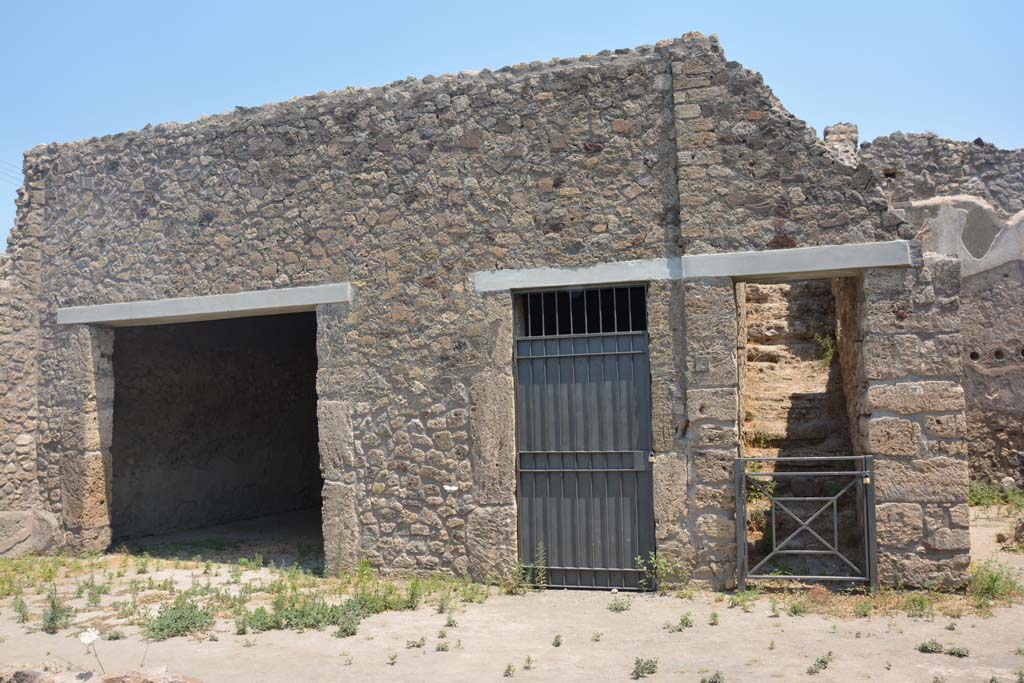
[110,313,321,539]
[859,254,970,588]
[861,132,1024,217]
[861,133,1024,485]
[0,32,966,587]
[738,280,852,460]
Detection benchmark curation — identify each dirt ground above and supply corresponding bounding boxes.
[2,511,1023,683]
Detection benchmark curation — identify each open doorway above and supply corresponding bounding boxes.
[736,278,871,583]
[109,312,322,569]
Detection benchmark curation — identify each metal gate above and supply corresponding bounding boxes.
[735,455,878,590]
[514,285,655,589]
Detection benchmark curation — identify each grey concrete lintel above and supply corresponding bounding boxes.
[474,258,682,292]
[473,241,912,291]
[684,241,912,281]
[56,282,353,327]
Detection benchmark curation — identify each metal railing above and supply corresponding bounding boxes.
[735,455,877,591]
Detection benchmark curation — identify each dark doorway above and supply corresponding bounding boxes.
[513,286,655,589]
[109,312,321,566]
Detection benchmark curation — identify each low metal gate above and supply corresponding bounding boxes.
[735,455,878,590]
[514,286,655,589]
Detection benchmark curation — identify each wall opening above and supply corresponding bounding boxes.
[109,312,322,567]
[736,278,870,582]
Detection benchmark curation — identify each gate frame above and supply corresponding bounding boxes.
[734,455,878,591]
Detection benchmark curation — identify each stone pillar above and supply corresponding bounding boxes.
[648,280,690,573]
[860,253,970,588]
[315,302,362,576]
[60,325,114,552]
[681,277,740,588]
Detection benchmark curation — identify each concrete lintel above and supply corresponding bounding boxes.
[683,241,912,281]
[473,241,912,292]
[57,282,353,327]
[474,257,681,292]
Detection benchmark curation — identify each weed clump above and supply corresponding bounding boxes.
[41,586,74,634]
[630,657,657,679]
[806,651,833,674]
[144,595,213,640]
[969,561,1023,610]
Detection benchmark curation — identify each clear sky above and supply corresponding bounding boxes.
[2,0,1021,249]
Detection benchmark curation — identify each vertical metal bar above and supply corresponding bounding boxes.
[865,456,879,592]
[735,459,747,592]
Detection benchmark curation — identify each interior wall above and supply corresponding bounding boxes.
[738,280,853,459]
[110,312,320,539]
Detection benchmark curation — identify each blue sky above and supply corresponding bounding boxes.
[2,0,1021,249]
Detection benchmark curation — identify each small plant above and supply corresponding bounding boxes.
[12,596,29,623]
[607,594,631,612]
[854,599,873,618]
[437,629,447,639]
[591,632,603,642]
[523,655,534,670]
[944,621,956,631]
[664,613,693,633]
[708,611,719,626]
[552,634,562,647]
[769,599,780,618]
[533,542,548,588]
[445,615,458,628]
[769,640,775,651]
[902,592,934,619]
[916,640,944,654]
[103,630,125,641]
[635,551,688,592]
[969,560,1024,610]
[787,599,807,617]
[728,589,759,612]
[701,672,725,683]
[944,646,969,658]
[503,663,515,677]
[814,333,836,368]
[630,657,658,679]
[144,594,214,640]
[387,653,397,666]
[406,636,426,649]
[435,641,449,652]
[41,586,74,634]
[806,651,833,675]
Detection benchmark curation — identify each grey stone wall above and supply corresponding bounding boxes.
[862,133,1023,484]
[860,254,969,588]
[861,132,1024,217]
[0,32,966,587]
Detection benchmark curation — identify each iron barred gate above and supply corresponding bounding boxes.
[735,455,878,590]
[513,285,655,589]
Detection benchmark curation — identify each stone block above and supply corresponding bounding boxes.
[875,457,969,504]
[692,447,736,484]
[653,454,688,540]
[469,371,516,506]
[322,481,361,576]
[60,451,109,532]
[866,417,920,457]
[465,505,517,581]
[863,334,962,380]
[318,400,355,480]
[867,381,965,415]
[926,527,970,551]
[686,388,737,422]
[877,550,969,590]
[0,509,60,557]
[875,502,922,546]
[924,414,966,439]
